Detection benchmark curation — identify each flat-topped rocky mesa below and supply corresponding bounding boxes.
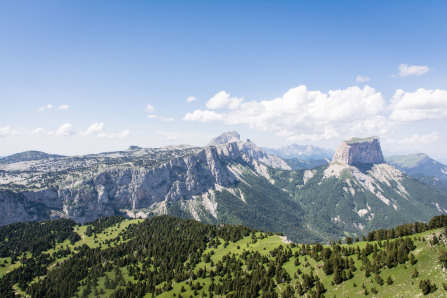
[332,136,385,165]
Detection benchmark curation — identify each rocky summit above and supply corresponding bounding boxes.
[332,136,385,165]
[208,131,291,170]
[207,131,241,146]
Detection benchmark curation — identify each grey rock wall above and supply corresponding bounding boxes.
[332,137,385,165]
[0,142,260,224]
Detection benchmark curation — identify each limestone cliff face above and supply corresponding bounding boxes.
[332,137,385,165]
[208,131,291,170]
[0,142,274,224]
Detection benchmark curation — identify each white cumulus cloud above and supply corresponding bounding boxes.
[184,85,389,141]
[183,110,225,122]
[0,126,21,137]
[398,64,430,77]
[82,122,104,136]
[206,91,243,110]
[389,88,447,122]
[186,96,197,103]
[55,123,75,136]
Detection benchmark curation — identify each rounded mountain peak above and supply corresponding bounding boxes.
[207,131,241,146]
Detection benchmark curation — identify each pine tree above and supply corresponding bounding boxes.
[410,253,416,265]
[411,268,419,279]
[333,268,342,284]
[375,274,384,286]
[386,276,393,285]
[439,251,447,268]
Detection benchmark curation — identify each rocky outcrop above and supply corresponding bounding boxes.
[207,131,241,146]
[238,139,291,170]
[332,136,385,165]
[208,131,291,170]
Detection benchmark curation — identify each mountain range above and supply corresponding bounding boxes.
[262,143,334,160]
[387,153,447,193]
[0,132,446,242]
[262,143,333,170]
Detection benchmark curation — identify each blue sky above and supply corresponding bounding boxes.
[1,0,446,159]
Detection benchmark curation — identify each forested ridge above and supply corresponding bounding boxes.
[0,215,446,297]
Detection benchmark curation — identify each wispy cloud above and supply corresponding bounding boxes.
[398,132,439,144]
[38,104,53,111]
[97,130,130,138]
[146,104,155,112]
[166,135,178,141]
[186,96,197,103]
[356,75,370,83]
[398,64,430,77]
[147,114,174,122]
[0,126,21,137]
[145,103,174,122]
[31,127,45,134]
[57,105,69,110]
[38,104,69,111]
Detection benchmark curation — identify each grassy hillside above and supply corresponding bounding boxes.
[0,215,446,297]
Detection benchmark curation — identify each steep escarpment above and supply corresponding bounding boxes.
[209,131,291,170]
[0,142,277,225]
[332,136,385,165]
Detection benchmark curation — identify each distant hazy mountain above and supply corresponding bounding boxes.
[1,133,446,242]
[387,153,447,193]
[262,144,334,160]
[387,153,447,181]
[283,158,330,170]
[0,150,65,164]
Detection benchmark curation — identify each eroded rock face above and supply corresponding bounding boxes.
[207,131,241,146]
[332,137,385,165]
[0,142,273,224]
[208,131,291,170]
